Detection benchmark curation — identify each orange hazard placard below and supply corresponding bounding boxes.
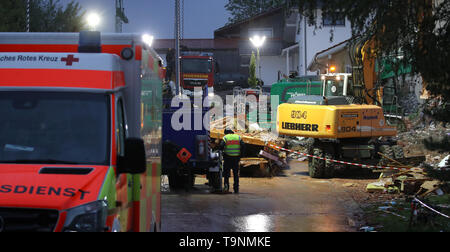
[176,148,192,164]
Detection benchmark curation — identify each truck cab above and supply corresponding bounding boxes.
[0,32,162,232]
[180,52,215,96]
[162,51,222,191]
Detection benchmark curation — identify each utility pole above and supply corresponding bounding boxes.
[174,0,181,96]
[115,0,129,33]
[26,0,30,32]
[257,47,262,81]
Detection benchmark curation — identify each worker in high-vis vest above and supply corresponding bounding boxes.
[219,129,245,193]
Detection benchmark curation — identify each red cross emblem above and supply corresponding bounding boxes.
[61,54,79,66]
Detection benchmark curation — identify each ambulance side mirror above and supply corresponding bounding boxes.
[117,138,147,174]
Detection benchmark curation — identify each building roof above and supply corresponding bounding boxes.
[307,38,353,71]
[153,39,239,50]
[214,7,284,36]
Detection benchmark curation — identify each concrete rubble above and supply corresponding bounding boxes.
[366,109,450,196]
[397,118,450,167]
[209,116,288,176]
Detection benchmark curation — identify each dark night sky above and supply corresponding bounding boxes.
[60,0,231,38]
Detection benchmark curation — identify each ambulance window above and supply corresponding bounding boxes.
[116,98,126,157]
[0,92,110,165]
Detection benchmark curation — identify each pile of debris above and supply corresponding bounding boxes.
[355,102,450,231]
[397,96,450,165]
[398,92,420,115]
[364,103,449,194]
[366,168,449,196]
[209,116,288,177]
[366,133,449,196]
[367,112,450,195]
[283,137,311,161]
[397,121,450,165]
[361,162,450,232]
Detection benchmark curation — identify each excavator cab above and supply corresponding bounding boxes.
[278,66,402,179]
[321,73,352,97]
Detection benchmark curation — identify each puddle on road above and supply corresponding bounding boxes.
[232,214,273,232]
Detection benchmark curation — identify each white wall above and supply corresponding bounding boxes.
[297,10,352,75]
[259,55,286,86]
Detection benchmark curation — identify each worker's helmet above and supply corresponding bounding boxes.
[224,129,234,135]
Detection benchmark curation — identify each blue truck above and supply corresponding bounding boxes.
[161,87,222,191]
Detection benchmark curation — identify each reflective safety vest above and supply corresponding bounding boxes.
[223,134,241,157]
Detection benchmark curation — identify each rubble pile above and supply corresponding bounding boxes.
[285,137,310,161]
[209,116,288,177]
[397,115,450,167]
[367,110,450,196]
[366,168,449,195]
[353,100,450,231]
[398,92,420,115]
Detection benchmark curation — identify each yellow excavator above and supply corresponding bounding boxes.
[277,67,405,178]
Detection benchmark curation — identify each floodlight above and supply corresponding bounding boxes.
[142,34,154,47]
[249,35,266,48]
[86,12,101,30]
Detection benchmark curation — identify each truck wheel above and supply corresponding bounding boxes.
[308,148,325,178]
[379,145,394,166]
[324,152,335,178]
[184,174,195,192]
[168,173,183,189]
[208,172,221,192]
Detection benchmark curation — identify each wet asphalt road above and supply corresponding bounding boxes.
[161,160,361,232]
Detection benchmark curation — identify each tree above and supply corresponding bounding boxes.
[248,51,258,88]
[295,0,450,121]
[225,0,289,24]
[296,0,450,162]
[0,1,27,32]
[0,0,85,32]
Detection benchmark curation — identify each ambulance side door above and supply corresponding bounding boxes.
[115,94,134,232]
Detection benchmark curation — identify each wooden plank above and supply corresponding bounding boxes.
[378,152,409,167]
[210,116,285,150]
[240,158,268,168]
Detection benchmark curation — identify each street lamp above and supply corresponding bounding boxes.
[142,34,154,47]
[86,12,101,31]
[249,35,266,83]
